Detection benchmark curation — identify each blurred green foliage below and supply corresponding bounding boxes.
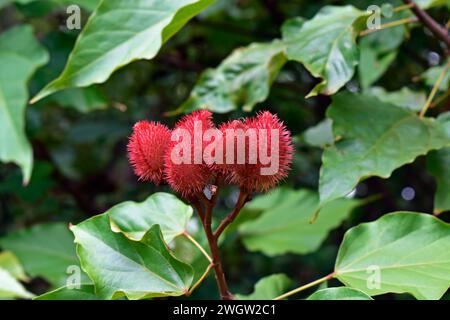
[0,0,450,300]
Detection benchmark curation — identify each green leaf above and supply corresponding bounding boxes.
[359,47,396,90]
[302,119,334,148]
[282,6,366,97]
[307,287,373,300]
[243,187,290,211]
[365,87,426,111]
[178,40,286,113]
[428,147,450,214]
[31,32,109,113]
[0,268,34,299]
[239,188,360,256]
[319,92,450,205]
[236,274,291,300]
[0,251,32,299]
[0,251,28,281]
[71,214,193,299]
[108,192,193,243]
[0,223,80,287]
[31,0,214,102]
[35,284,98,300]
[334,212,450,300]
[0,25,49,184]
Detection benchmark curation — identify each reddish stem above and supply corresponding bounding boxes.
[192,180,249,299]
[402,0,450,51]
[201,197,233,300]
[214,190,249,239]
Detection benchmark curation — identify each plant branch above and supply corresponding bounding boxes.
[393,3,414,12]
[273,273,335,300]
[191,200,205,221]
[359,17,418,36]
[203,208,233,299]
[198,192,210,207]
[214,190,249,239]
[191,183,249,299]
[431,86,450,108]
[402,0,450,50]
[195,193,233,300]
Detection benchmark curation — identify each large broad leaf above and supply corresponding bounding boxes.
[32,32,110,113]
[428,147,450,214]
[307,287,372,300]
[109,192,193,243]
[365,87,426,112]
[319,92,450,205]
[35,284,98,300]
[0,223,80,287]
[177,40,286,114]
[0,25,49,184]
[334,212,450,300]
[426,111,450,214]
[71,214,193,299]
[0,268,34,299]
[282,6,366,97]
[239,188,360,256]
[236,274,291,300]
[31,0,214,102]
[358,41,397,90]
[0,251,28,281]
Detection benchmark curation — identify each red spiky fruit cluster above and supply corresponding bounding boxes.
[127,110,293,198]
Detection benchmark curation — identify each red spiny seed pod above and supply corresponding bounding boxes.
[164,110,215,198]
[224,111,293,193]
[127,121,171,184]
[217,119,248,182]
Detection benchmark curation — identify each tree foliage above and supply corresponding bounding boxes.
[0,0,450,301]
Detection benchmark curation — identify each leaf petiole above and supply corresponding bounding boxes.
[359,17,418,36]
[186,263,214,296]
[392,3,414,13]
[420,59,450,117]
[273,273,335,300]
[182,231,212,263]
